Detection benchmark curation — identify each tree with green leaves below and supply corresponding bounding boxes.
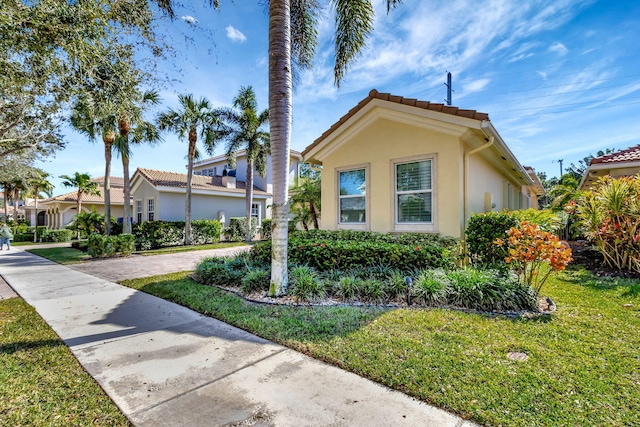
[290,172,321,230]
[263,0,402,296]
[549,174,581,211]
[59,172,101,239]
[566,148,617,181]
[217,86,270,242]
[158,95,219,245]
[114,89,162,234]
[26,169,54,241]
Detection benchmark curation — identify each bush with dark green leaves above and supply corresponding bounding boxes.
[133,219,221,250]
[194,256,247,287]
[87,233,137,258]
[261,218,272,240]
[251,230,456,272]
[41,229,73,242]
[466,211,518,267]
[241,269,270,293]
[223,217,258,242]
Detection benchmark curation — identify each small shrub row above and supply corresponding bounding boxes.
[133,219,222,250]
[41,229,73,242]
[87,233,136,258]
[223,217,258,242]
[251,236,455,271]
[194,256,537,312]
[261,218,272,240]
[292,229,458,249]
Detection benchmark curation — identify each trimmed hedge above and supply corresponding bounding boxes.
[41,229,73,242]
[223,217,258,242]
[261,218,272,240]
[466,212,518,267]
[250,230,456,271]
[132,219,222,250]
[87,233,136,258]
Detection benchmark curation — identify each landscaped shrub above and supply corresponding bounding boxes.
[116,234,136,256]
[41,229,73,242]
[13,232,35,242]
[333,276,361,302]
[87,234,106,258]
[511,208,561,233]
[466,211,518,267]
[71,240,89,252]
[385,270,408,302]
[250,231,455,272]
[412,269,450,305]
[578,175,640,273]
[191,219,222,244]
[445,268,537,311]
[289,265,324,302]
[223,217,258,242]
[261,218,272,240]
[241,269,270,293]
[103,235,118,257]
[495,221,573,295]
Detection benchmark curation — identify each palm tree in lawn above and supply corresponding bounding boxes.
[158,95,219,245]
[70,95,117,235]
[59,172,101,239]
[217,86,270,242]
[263,0,402,295]
[114,89,162,234]
[26,169,54,241]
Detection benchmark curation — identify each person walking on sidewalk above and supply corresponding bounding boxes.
[0,223,13,250]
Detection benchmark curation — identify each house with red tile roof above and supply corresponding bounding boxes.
[23,177,128,228]
[578,144,640,190]
[302,89,543,238]
[129,168,271,227]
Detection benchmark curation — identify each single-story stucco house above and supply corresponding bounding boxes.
[23,177,128,228]
[129,168,271,227]
[302,89,543,239]
[578,144,640,190]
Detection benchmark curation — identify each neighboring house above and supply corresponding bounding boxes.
[23,177,128,228]
[578,144,640,190]
[129,168,271,227]
[302,89,542,239]
[193,149,303,194]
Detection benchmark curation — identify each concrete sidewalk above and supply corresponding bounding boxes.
[0,248,476,427]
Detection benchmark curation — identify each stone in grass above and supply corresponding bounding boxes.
[507,352,528,361]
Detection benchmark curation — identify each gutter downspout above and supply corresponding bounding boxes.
[463,135,494,238]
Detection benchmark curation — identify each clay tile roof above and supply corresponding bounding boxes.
[136,168,270,195]
[44,186,126,205]
[302,89,490,158]
[590,144,640,165]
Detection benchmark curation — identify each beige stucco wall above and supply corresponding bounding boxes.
[131,179,160,223]
[320,117,464,238]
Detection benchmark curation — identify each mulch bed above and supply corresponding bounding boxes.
[568,241,640,280]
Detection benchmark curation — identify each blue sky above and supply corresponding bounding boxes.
[39,0,640,193]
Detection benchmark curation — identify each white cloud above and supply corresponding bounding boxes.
[181,15,198,25]
[548,42,569,55]
[463,78,491,93]
[226,25,247,43]
[538,71,548,80]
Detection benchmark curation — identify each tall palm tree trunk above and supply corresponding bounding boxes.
[310,201,318,229]
[118,118,132,234]
[76,191,83,240]
[245,160,254,242]
[122,154,131,233]
[33,188,39,242]
[103,137,113,235]
[185,130,197,245]
[13,188,20,221]
[268,0,292,296]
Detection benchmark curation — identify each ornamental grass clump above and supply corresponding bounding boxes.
[578,175,640,273]
[412,269,450,305]
[289,265,325,303]
[495,221,572,295]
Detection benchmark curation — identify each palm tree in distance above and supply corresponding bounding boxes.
[158,95,219,245]
[70,95,117,234]
[115,89,162,234]
[218,86,270,242]
[27,169,54,242]
[59,172,101,239]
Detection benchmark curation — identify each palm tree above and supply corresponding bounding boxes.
[158,95,219,245]
[70,95,117,234]
[265,0,401,296]
[290,174,321,229]
[114,89,162,234]
[217,86,270,242]
[59,172,101,239]
[26,169,54,241]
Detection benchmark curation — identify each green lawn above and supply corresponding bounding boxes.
[0,298,131,426]
[121,268,640,427]
[27,247,92,264]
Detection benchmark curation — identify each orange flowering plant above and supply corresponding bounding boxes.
[494,221,572,295]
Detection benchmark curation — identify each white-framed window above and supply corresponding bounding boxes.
[393,156,436,232]
[194,171,202,175]
[136,200,143,223]
[337,165,368,229]
[251,203,260,220]
[147,198,155,221]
